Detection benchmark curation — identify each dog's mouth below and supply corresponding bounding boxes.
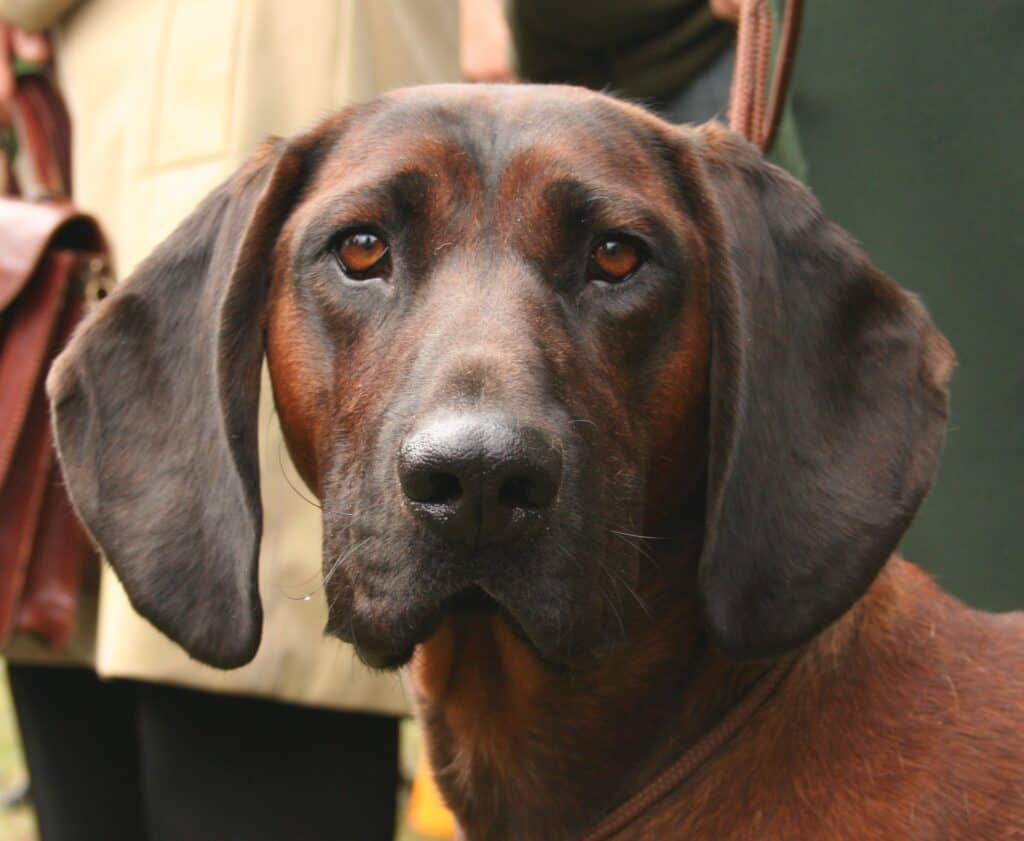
[444,584,501,615]
[347,582,553,671]
[443,584,566,669]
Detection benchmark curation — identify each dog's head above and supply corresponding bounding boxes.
[48,85,952,670]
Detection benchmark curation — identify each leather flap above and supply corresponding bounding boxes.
[0,197,107,312]
[0,251,74,486]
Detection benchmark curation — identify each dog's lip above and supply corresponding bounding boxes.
[342,584,502,669]
[444,584,569,670]
[334,551,577,669]
[346,583,551,670]
[443,584,501,615]
[354,640,417,670]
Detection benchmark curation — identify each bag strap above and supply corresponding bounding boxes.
[8,69,72,199]
[729,0,804,151]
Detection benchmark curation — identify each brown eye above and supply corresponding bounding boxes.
[335,232,388,277]
[591,238,642,282]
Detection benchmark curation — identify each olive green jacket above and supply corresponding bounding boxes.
[508,0,731,102]
[788,1,1024,609]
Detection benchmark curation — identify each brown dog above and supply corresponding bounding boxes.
[48,85,1023,839]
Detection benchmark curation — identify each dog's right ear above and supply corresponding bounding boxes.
[47,137,311,668]
[684,124,953,659]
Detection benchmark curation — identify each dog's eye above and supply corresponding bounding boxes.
[590,238,642,283]
[334,232,389,278]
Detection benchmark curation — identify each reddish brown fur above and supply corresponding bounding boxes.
[626,562,1024,840]
[407,557,1024,840]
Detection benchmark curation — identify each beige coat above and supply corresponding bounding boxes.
[2,0,460,713]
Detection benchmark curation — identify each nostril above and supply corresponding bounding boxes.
[498,476,532,509]
[425,472,462,505]
[498,472,557,510]
[403,469,462,505]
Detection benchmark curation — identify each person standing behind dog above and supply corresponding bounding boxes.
[0,2,458,840]
[463,0,738,124]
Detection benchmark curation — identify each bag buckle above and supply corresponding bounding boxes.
[81,256,114,310]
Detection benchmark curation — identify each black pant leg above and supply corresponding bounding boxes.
[136,682,399,841]
[7,664,147,841]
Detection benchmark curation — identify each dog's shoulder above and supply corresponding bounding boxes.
[811,559,1024,838]
[847,559,1024,746]
[900,568,1024,838]
[633,561,1024,840]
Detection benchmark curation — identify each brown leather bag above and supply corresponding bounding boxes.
[0,70,108,650]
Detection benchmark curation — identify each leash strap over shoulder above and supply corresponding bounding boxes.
[729,0,804,151]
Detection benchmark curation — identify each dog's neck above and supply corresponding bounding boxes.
[408,559,929,840]
[407,544,775,839]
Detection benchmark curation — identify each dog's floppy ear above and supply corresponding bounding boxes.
[688,125,954,658]
[47,138,310,668]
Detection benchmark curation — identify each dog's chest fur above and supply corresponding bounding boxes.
[414,562,1024,840]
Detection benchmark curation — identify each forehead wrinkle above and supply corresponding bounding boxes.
[298,131,482,221]
[493,145,676,242]
[312,142,460,193]
[495,122,668,191]
[337,101,491,176]
[499,92,660,157]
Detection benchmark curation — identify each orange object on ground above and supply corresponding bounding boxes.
[407,750,457,839]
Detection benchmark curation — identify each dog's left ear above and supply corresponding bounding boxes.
[46,137,311,668]
[686,125,954,658]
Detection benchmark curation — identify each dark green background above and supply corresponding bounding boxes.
[787,1,1024,608]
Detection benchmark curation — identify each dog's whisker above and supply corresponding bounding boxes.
[289,537,371,604]
[606,566,653,620]
[608,528,672,542]
[328,497,389,523]
[608,529,661,571]
[595,564,627,641]
[609,529,654,558]
[276,441,322,510]
[323,537,372,590]
[604,587,627,641]
[327,578,353,617]
[280,566,328,600]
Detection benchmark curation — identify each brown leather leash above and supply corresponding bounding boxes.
[729,0,804,151]
[578,658,794,841]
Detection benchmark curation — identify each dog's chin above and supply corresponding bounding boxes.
[340,612,437,671]
[339,584,569,672]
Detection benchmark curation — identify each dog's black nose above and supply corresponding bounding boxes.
[398,414,562,548]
